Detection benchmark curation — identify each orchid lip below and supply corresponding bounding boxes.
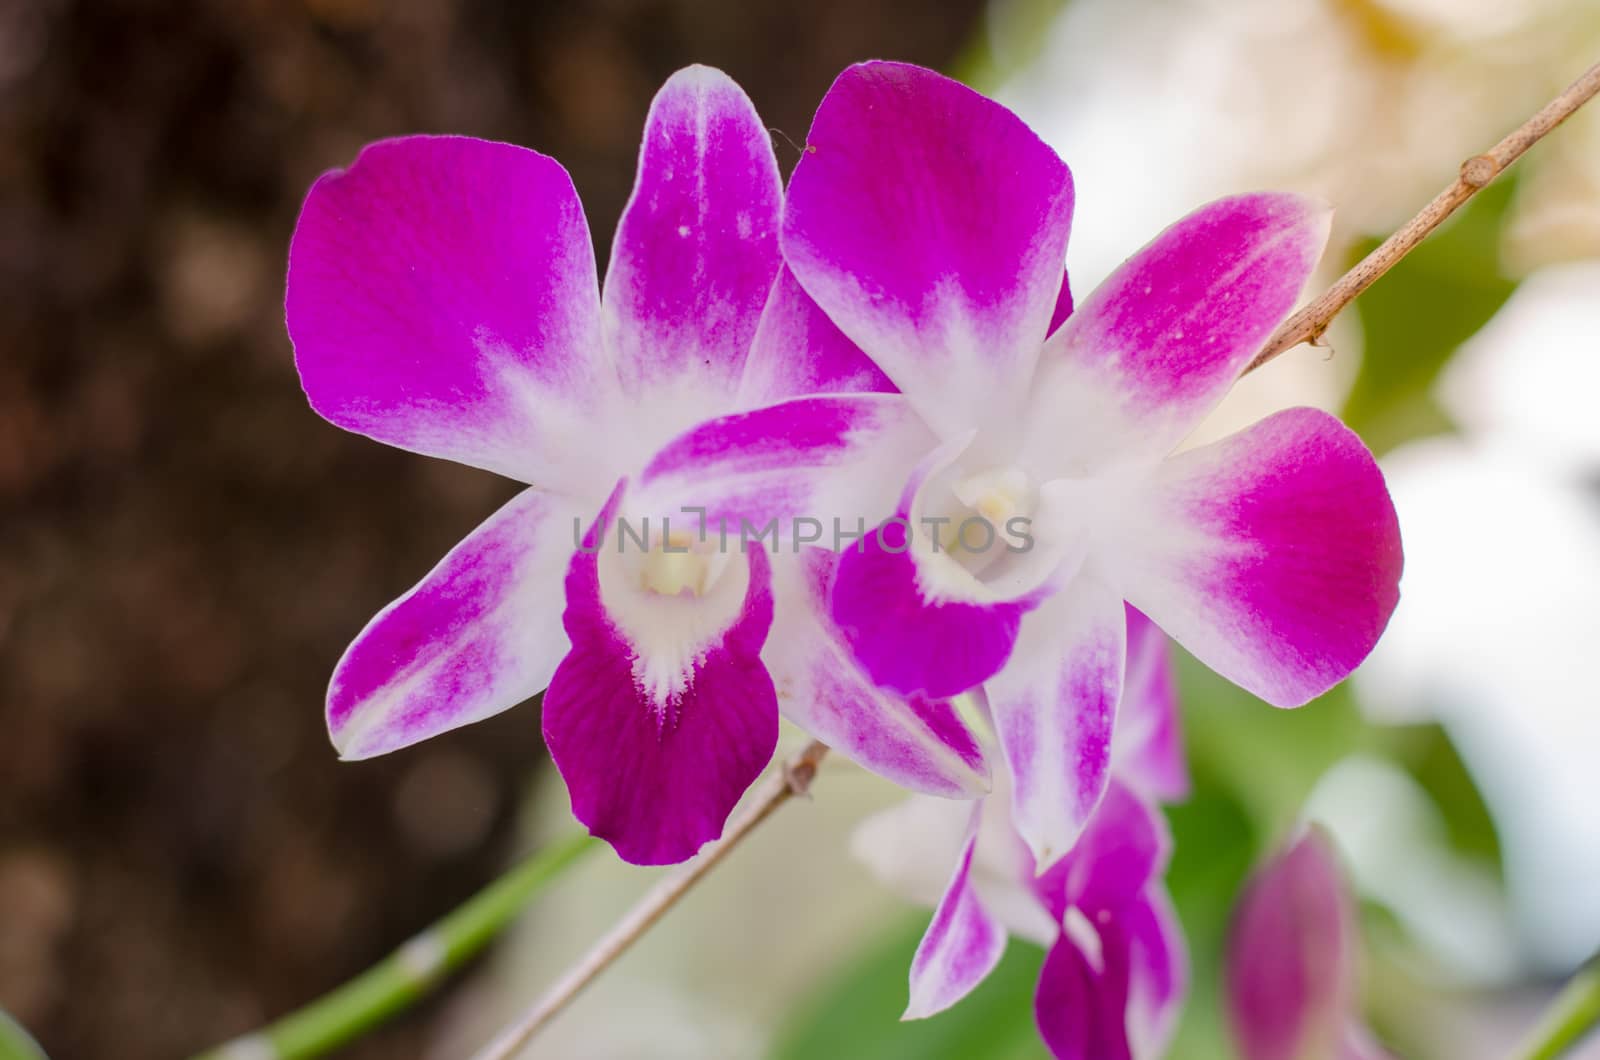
[638,529,715,597]
[945,464,1037,572]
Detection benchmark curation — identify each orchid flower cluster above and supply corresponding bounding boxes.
[286,60,1402,1058]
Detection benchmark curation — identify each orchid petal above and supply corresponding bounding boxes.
[766,550,988,798]
[1227,828,1364,1060]
[1124,887,1189,1060]
[738,265,894,405]
[783,61,1075,440]
[1035,924,1134,1060]
[1113,606,1190,803]
[1048,270,1075,337]
[1034,883,1186,1060]
[542,484,778,865]
[286,135,607,489]
[1341,1026,1396,1060]
[985,575,1127,870]
[904,804,1008,1020]
[1027,193,1331,470]
[1109,407,1402,706]
[1034,779,1170,925]
[635,392,935,537]
[829,438,1061,699]
[327,488,577,759]
[852,791,975,911]
[1033,788,1179,1060]
[603,65,782,403]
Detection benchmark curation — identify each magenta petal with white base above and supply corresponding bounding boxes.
[905,805,1008,1019]
[984,575,1127,870]
[1027,194,1331,469]
[1036,781,1171,923]
[328,488,579,760]
[831,513,1036,699]
[287,136,607,489]
[766,549,988,799]
[1112,407,1403,707]
[1227,828,1388,1060]
[783,61,1075,439]
[830,439,1058,700]
[542,487,779,865]
[636,392,935,538]
[1033,783,1179,1060]
[604,65,782,401]
[739,265,894,405]
[1034,885,1186,1060]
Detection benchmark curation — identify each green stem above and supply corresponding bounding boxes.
[191,832,597,1060]
[0,1010,49,1060]
[1515,955,1600,1060]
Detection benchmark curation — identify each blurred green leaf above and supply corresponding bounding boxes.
[1340,176,1519,454]
[1387,723,1504,871]
[951,0,1073,92]
[770,913,1048,1060]
[1173,651,1373,837]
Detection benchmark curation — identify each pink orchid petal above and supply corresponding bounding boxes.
[1227,828,1367,1060]
[1114,407,1402,706]
[904,804,1008,1020]
[766,549,988,798]
[782,61,1075,440]
[1124,887,1189,1060]
[327,488,577,759]
[635,391,935,538]
[1032,790,1182,1060]
[1034,780,1171,923]
[1113,605,1190,803]
[1048,270,1075,337]
[287,135,608,487]
[830,511,1033,700]
[542,484,778,865]
[738,265,895,405]
[1028,194,1331,470]
[984,576,1128,870]
[1034,883,1186,1060]
[829,440,1057,699]
[1034,924,1134,1060]
[603,65,782,403]
[1341,1025,1396,1060]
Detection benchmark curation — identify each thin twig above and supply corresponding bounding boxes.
[470,739,830,1060]
[1247,58,1600,374]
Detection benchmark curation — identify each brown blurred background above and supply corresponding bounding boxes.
[0,3,985,1056]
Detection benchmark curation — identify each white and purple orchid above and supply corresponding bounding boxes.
[284,65,981,865]
[1226,828,1392,1060]
[855,608,1189,1059]
[747,60,1405,868]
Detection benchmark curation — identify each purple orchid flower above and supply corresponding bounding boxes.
[748,59,1402,869]
[855,609,1189,1060]
[1227,828,1393,1060]
[284,65,978,865]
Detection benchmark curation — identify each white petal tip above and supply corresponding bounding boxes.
[901,994,949,1022]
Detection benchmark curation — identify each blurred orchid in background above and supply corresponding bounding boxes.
[855,609,1189,1059]
[1226,827,1391,1060]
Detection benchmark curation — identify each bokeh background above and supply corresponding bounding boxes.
[3,1,1598,1058]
